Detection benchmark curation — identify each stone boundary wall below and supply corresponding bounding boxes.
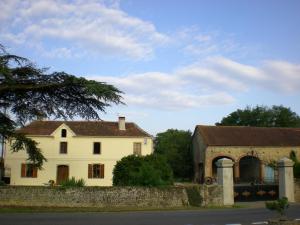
[200,184,223,206]
[295,179,300,203]
[0,185,222,208]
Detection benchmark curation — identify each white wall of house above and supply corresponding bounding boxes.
[5,124,153,186]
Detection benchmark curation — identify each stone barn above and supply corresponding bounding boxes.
[192,125,300,184]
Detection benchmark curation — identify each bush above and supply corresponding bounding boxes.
[113,154,173,186]
[60,177,85,188]
[265,197,289,218]
[0,180,6,186]
[185,186,203,207]
[290,151,300,178]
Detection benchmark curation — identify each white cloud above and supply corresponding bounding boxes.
[89,56,300,111]
[175,27,254,60]
[262,60,300,92]
[207,57,267,81]
[89,70,237,111]
[0,0,169,59]
[176,63,247,91]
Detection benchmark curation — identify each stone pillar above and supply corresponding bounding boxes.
[216,158,234,206]
[278,157,295,202]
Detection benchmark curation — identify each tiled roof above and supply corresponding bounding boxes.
[196,125,300,146]
[18,120,152,137]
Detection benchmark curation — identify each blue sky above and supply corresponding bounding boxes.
[1,0,300,135]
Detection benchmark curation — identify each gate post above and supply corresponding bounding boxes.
[216,158,234,206]
[278,157,295,202]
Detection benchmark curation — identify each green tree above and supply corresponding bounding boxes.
[0,44,122,168]
[290,151,300,178]
[113,154,173,186]
[154,129,193,181]
[216,105,300,127]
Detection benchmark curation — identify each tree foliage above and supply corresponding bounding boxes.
[113,154,173,186]
[265,197,289,217]
[290,151,300,178]
[216,105,300,127]
[0,44,122,168]
[154,129,193,181]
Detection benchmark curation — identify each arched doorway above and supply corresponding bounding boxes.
[212,156,234,179]
[239,156,260,183]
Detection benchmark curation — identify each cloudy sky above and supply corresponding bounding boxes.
[1,0,300,135]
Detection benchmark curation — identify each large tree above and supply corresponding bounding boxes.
[154,129,193,181]
[0,44,122,168]
[216,105,300,127]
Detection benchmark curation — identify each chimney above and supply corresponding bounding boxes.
[118,116,126,131]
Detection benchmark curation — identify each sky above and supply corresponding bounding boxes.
[1,0,300,135]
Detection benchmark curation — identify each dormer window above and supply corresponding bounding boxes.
[61,129,67,138]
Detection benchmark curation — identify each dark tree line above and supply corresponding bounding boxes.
[216,105,300,127]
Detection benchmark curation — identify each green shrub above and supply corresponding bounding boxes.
[60,177,85,188]
[294,163,300,178]
[0,180,6,186]
[265,197,289,217]
[185,186,203,207]
[290,151,300,178]
[113,154,173,186]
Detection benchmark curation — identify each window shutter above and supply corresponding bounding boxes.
[21,163,26,177]
[88,164,92,178]
[100,164,104,178]
[33,167,38,178]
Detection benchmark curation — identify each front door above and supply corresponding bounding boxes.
[57,165,69,185]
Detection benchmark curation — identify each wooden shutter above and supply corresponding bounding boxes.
[88,164,93,178]
[32,167,38,178]
[100,164,104,178]
[133,143,142,156]
[21,163,26,177]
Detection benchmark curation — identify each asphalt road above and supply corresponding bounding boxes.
[0,205,300,225]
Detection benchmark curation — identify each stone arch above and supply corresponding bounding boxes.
[211,155,235,179]
[239,155,261,183]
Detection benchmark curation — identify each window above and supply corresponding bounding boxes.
[93,142,101,154]
[88,164,104,178]
[60,142,68,154]
[21,164,37,178]
[61,129,67,137]
[133,142,142,156]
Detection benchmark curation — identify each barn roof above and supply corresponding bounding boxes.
[195,125,300,147]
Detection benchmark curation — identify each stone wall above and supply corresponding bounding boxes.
[200,184,223,206]
[0,185,223,208]
[295,179,300,203]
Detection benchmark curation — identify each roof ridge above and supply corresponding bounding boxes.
[33,120,135,124]
[197,125,300,130]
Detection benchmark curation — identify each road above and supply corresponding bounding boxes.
[0,204,299,225]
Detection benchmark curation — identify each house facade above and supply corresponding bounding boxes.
[192,125,300,184]
[4,117,153,186]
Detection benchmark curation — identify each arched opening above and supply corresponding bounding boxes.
[239,156,260,183]
[212,156,234,179]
